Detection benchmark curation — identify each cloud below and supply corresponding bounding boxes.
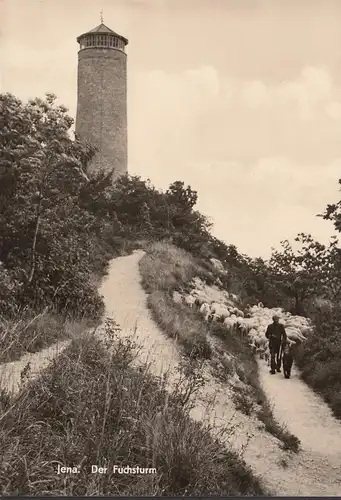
[189,157,340,258]
[238,66,336,119]
[127,64,341,256]
[141,64,337,110]
[129,65,341,173]
[326,101,341,120]
[240,80,268,109]
[130,65,341,143]
[6,45,340,256]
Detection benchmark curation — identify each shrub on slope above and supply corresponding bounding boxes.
[295,305,341,419]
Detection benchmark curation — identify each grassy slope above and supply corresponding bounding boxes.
[139,241,300,453]
[139,241,214,359]
[0,326,265,496]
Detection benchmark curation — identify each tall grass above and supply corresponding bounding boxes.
[139,241,214,359]
[0,311,96,363]
[0,321,265,496]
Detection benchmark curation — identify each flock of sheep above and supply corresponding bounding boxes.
[173,277,313,364]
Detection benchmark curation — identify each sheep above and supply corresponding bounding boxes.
[288,333,306,344]
[255,335,268,349]
[183,295,196,308]
[250,342,257,354]
[241,317,255,332]
[300,325,314,336]
[173,291,183,304]
[223,317,236,330]
[234,301,311,367]
[286,327,306,342]
[208,313,221,323]
[264,347,270,363]
[216,314,226,324]
[210,258,225,273]
[264,348,270,365]
[200,302,211,316]
[257,347,266,359]
[211,303,230,319]
[248,328,258,341]
[193,298,200,309]
[191,290,210,305]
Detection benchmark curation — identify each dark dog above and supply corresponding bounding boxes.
[282,342,294,379]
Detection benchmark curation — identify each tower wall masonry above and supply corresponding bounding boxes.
[76,46,127,179]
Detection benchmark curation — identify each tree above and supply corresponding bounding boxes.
[0,93,96,283]
[318,199,341,301]
[268,233,338,314]
[166,181,198,211]
[0,92,104,316]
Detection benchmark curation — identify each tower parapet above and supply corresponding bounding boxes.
[76,23,128,52]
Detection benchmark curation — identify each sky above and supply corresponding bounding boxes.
[2,0,341,258]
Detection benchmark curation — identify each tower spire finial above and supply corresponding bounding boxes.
[100,9,104,23]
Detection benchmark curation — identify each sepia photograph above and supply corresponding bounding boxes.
[1,0,341,496]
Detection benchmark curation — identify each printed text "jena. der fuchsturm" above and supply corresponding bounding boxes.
[56,464,157,475]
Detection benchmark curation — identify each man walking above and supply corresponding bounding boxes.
[265,315,287,375]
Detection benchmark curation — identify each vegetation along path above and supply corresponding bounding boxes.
[99,250,341,496]
[0,250,340,495]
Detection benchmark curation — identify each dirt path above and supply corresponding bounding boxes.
[99,250,341,496]
[98,250,181,381]
[0,340,70,396]
[258,360,341,458]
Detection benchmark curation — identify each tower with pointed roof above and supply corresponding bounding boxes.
[75,20,128,179]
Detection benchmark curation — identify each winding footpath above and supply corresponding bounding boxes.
[98,250,341,496]
[0,250,340,495]
[0,340,70,396]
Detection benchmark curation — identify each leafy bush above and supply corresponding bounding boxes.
[295,305,341,419]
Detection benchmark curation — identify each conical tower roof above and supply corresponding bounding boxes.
[77,23,128,44]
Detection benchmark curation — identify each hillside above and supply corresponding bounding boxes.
[1,92,341,495]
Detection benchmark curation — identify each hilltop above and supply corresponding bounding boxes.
[1,92,341,495]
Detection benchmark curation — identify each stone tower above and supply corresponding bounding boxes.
[75,21,128,179]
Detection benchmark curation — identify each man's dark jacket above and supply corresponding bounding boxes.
[265,322,287,347]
